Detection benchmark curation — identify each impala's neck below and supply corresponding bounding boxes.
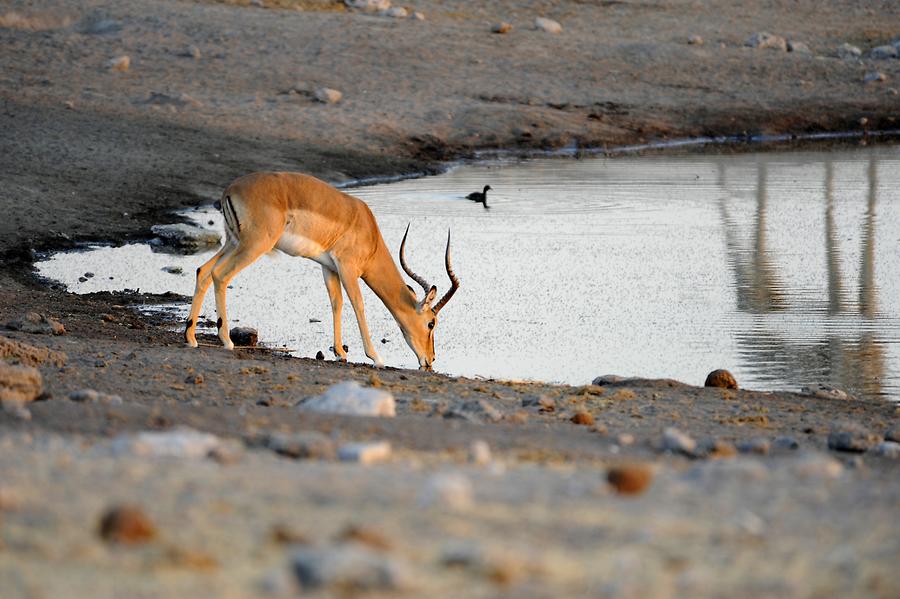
[361,240,420,328]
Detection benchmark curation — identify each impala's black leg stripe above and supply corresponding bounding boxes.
[216,318,223,329]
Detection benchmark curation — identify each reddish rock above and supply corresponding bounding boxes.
[570,411,594,426]
[606,463,654,495]
[705,369,738,389]
[98,505,157,544]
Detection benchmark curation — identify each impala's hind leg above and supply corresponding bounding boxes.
[211,237,274,349]
[185,246,228,347]
[322,266,348,361]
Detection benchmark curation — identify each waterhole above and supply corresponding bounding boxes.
[37,145,900,401]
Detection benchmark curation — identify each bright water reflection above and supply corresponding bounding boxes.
[37,145,900,400]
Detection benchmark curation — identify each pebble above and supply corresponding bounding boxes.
[491,22,512,34]
[704,369,738,389]
[161,265,183,274]
[791,453,843,479]
[736,438,770,455]
[262,431,336,459]
[298,381,395,417]
[107,55,130,72]
[291,544,414,591]
[78,17,122,35]
[592,374,626,385]
[68,389,123,404]
[885,427,900,443]
[662,427,697,456]
[570,411,594,426]
[418,472,473,510]
[412,11,425,20]
[468,440,492,465]
[870,441,900,459]
[800,384,852,400]
[836,42,862,59]
[534,17,562,34]
[787,40,811,53]
[338,441,392,464]
[443,398,502,423]
[606,463,654,495]
[383,7,407,18]
[184,373,204,385]
[864,71,887,83]
[184,44,202,59]
[745,31,787,51]
[616,433,635,446]
[314,87,342,104]
[111,427,226,459]
[827,421,881,452]
[440,542,526,585]
[523,395,555,412]
[230,326,258,347]
[151,223,221,250]
[869,45,898,59]
[700,438,737,458]
[344,0,391,12]
[5,312,66,336]
[98,505,157,544]
[338,524,393,551]
[772,436,799,450]
[687,34,703,45]
[315,351,325,360]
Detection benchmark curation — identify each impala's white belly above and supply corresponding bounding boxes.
[274,213,337,270]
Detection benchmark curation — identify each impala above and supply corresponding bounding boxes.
[183,172,460,369]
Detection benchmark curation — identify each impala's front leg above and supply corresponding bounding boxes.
[185,246,227,347]
[322,266,348,361]
[336,263,383,368]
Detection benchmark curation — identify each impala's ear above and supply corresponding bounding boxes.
[419,285,437,312]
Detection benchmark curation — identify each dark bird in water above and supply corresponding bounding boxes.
[466,185,492,208]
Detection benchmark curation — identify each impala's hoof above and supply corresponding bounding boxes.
[222,340,234,351]
[186,339,198,348]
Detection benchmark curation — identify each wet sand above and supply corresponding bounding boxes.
[1,1,899,596]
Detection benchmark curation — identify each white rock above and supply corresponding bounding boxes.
[345,0,391,13]
[745,31,787,51]
[338,441,392,464]
[870,441,900,459]
[291,544,413,591]
[299,381,395,417]
[418,472,473,510]
[107,55,130,71]
[382,7,407,18]
[687,35,703,45]
[111,427,224,458]
[869,45,898,59]
[800,384,853,400]
[791,453,844,479]
[412,11,425,20]
[468,440,492,465]
[836,43,862,59]
[314,87,343,104]
[534,17,562,34]
[151,223,221,250]
[662,427,696,455]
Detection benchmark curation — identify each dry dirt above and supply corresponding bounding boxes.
[1,1,899,597]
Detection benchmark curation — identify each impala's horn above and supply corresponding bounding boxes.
[399,224,432,296]
[433,229,460,314]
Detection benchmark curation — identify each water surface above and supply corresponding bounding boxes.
[37,145,900,400]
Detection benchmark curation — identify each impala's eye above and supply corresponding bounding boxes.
[428,321,435,330]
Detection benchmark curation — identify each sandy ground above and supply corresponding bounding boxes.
[1,0,900,596]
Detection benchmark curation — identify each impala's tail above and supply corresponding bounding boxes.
[220,192,242,246]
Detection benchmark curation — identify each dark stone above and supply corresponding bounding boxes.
[230,327,258,347]
[705,369,738,389]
